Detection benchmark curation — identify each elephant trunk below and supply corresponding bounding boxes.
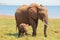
[43,15,48,37]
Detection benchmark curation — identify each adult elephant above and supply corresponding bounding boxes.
[15,3,48,37]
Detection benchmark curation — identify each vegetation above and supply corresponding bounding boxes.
[0,16,60,40]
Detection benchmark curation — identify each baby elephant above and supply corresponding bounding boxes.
[18,23,29,37]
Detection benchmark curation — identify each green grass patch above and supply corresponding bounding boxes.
[0,17,60,40]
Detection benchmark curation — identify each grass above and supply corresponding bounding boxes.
[0,16,60,40]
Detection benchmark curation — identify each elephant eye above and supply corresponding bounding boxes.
[38,9,42,11]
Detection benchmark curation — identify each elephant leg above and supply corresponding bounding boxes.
[21,31,24,36]
[32,24,37,36]
[16,25,20,37]
[29,19,38,36]
[32,20,38,36]
[18,26,22,37]
[18,30,21,37]
[35,19,38,29]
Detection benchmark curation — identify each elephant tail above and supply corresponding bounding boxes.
[16,26,17,31]
[15,23,17,32]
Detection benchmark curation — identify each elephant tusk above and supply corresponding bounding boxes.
[43,22,48,26]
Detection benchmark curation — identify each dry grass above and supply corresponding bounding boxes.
[0,15,60,40]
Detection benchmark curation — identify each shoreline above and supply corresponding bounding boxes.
[0,14,60,19]
[0,14,15,19]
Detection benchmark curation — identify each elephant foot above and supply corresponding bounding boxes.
[44,34,47,37]
[18,34,20,37]
[32,33,36,36]
[18,34,24,38]
[18,35,20,37]
[18,33,23,37]
[25,33,30,36]
[32,34,36,36]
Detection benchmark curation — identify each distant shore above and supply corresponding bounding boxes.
[0,14,14,19]
[0,14,60,19]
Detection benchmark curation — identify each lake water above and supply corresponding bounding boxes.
[0,5,60,18]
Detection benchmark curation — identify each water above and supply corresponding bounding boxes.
[47,6,60,18]
[0,5,60,18]
[0,5,19,16]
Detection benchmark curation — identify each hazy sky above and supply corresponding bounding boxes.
[0,0,60,18]
[0,0,60,6]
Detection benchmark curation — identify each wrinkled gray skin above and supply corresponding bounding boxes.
[15,3,48,37]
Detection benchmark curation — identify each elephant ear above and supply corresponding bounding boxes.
[27,6,38,20]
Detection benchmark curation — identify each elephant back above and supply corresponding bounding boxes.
[15,5,29,25]
[29,3,38,8]
[16,5,28,13]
